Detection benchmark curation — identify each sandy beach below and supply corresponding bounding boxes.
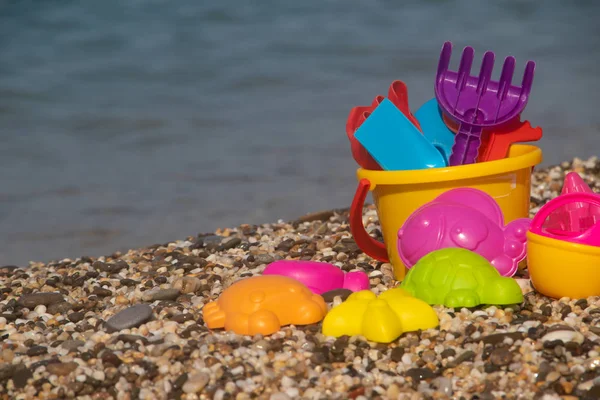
[1,157,600,400]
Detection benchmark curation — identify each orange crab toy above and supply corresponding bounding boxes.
[203,275,327,335]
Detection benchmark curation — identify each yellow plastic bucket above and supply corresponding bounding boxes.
[349,144,542,281]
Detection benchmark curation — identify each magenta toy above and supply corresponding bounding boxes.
[397,188,531,277]
[544,172,600,234]
[262,260,370,295]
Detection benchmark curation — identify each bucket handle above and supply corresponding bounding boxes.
[349,178,390,262]
[530,192,600,235]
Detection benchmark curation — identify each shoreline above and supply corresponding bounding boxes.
[1,156,600,400]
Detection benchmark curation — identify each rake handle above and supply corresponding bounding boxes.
[449,123,484,166]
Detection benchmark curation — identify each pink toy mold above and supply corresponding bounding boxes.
[262,260,370,295]
[397,188,531,277]
[544,172,600,235]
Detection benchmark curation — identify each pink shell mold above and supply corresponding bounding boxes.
[397,188,531,277]
[262,260,370,295]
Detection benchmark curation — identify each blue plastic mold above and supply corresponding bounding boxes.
[414,98,455,164]
[353,98,447,171]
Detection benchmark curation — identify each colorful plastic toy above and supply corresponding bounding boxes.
[442,113,543,162]
[347,106,381,170]
[399,248,524,308]
[346,80,422,171]
[203,275,327,335]
[354,99,447,171]
[544,172,600,234]
[387,80,422,131]
[262,260,370,295]
[530,193,600,247]
[322,288,439,343]
[435,41,536,166]
[349,144,542,282]
[414,98,455,164]
[527,192,600,299]
[397,187,530,277]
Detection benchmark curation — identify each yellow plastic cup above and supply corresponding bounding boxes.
[349,144,542,282]
[526,192,600,299]
[527,233,600,299]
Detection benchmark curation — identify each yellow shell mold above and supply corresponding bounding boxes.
[322,287,439,343]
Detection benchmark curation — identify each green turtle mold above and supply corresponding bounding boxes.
[399,248,523,308]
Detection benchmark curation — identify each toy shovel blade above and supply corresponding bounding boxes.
[353,99,447,171]
[346,106,382,170]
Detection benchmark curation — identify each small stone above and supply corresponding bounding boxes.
[480,332,524,345]
[390,347,405,363]
[18,293,64,308]
[182,372,210,393]
[421,350,437,363]
[249,254,273,267]
[270,393,291,400]
[432,377,453,396]
[61,340,85,352]
[220,237,241,250]
[541,329,584,345]
[68,312,85,323]
[47,362,78,376]
[321,289,352,303]
[171,313,195,323]
[448,350,475,367]
[11,365,32,389]
[489,348,513,366]
[441,348,456,359]
[142,288,181,302]
[26,346,48,357]
[47,302,72,314]
[172,277,202,294]
[536,361,551,382]
[406,368,436,385]
[93,287,113,297]
[105,304,153,332]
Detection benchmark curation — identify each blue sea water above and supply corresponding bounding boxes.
[1,0,599,265]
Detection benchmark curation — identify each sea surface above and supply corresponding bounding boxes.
[1,0,599,265]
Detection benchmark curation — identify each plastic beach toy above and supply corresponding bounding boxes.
[346,80,422,170]
[435,41,536,166]
[353,99,447,171]
[414,98,455,164]
[527,192,600,299]
[321,288,439,343]
[396,188,531,277]
[262,260,370,295]
[349,144,542,281]
[203,275,327,335]
[530,193,600,247]
[443,113,543,163]
[544,172,600,234]
[399,248,524,308]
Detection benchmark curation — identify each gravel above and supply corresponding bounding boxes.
[1,156,599,399]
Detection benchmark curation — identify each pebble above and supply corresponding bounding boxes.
[541,329,585,344]
[142,288,181,302]
[489,348,513,366]
[172,277,203,294]
[321,289,352,303]
[182,372,210,393]
[47,301,72,314]
[26,346,48,357]
[60,340,85,352]
[17,293,64,308]
[105,304,153,332]
[46,362,78,376]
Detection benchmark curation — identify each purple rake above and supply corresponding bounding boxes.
[434,41,536,166]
